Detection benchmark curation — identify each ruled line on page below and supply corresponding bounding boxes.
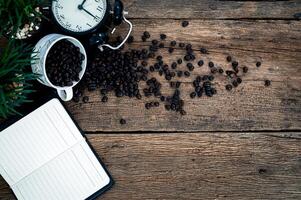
[44,110,68,146]
[53,104,78,141]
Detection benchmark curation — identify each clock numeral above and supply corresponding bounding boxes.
[86,23,92,27]
[55,3,63,9]
[60,14,65,19]
[97,6,103,12]
[95,0,100,2]
[76,25,82,31]
[94,16,101,22]
[66,22,71,28]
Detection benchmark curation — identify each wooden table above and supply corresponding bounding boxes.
[1,0,301,199]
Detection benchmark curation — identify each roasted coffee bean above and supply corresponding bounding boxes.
[154,102,160,107]
[208,75,214,81]
[141,35,147,42]
[182,20,189,27]
[208,62,214,68]
[232,61,238,68]
[180,110,187,115]
[264,80,271,86]
[73,96,80,103]
[160,96,166,101]
[143,31,150,38]
[120,118,126,125]
[179,43,185,48]
[184,55,191,61]
[237,77,242,84]
[177,71,183,77]
[210,68,217,74]
[198,60,204,67]
[170,82,176,88]
[127,35,134,44]
[83,96,89,103]
[256,61,261,67]
[243,66,249,73]
[200,47,208,54]
[149,66,155,72]
[141,60,148,66]
[177,58,183,64]
[190,92,196,98]
[225,84,232,91]
[176,81,181,88]
[218,68,224,74]
[171,62,177,69]
[157,55,163,61]
[184,71,190,77]
[152,39,158,45]
[170,41,177,46]
[187,63,194,71]
[165,104,171,111]
[168,47,174,53]
[232,80,238,87]
[226,56,232,62]
[101,96,108,103]
[160,34,167,40]
[159,43,165,48]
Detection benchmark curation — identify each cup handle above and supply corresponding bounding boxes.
[57,88,73,101]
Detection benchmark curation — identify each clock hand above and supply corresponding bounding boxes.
[78,4,96,19]
[82,8,96,18]
[80,0,87,6]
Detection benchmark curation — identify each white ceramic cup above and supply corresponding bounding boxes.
[31,34,87,101]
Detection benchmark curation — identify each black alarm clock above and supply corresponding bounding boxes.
[51,0,132,50]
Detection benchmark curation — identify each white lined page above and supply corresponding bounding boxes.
[0,98,111,200]
[11,140,110,200]
[0,99,83,185]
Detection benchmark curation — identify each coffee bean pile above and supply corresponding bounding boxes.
[73,22,269,122]
[46,39,85,87]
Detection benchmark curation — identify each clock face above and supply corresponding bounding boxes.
[52,0,107,34]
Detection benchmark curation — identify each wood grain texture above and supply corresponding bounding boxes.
[122,0,301,19]
[1,132,300,200]
[66,19,301,132]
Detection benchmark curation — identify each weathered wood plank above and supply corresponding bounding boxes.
[66,20,301,132]
[123,0,301,19]
[1,132,300,199]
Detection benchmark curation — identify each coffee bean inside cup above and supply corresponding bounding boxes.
[46,39,85,87]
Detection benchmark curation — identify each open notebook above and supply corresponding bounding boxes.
[0,98,113,200]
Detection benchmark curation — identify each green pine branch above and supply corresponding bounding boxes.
[0,39,36,119]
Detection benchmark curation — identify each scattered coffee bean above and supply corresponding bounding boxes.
[101,96,108,103]
[177,58,183,64]
[159,43,165,48]
[127,35,134,44]
[179,43,185,48]
[198,60,204,67]
[208,62,214,68]
[218,68,224,74]
[232,61,238,68]
[237,77,242,84]
[200,47,208,54]
[225,84,233,91]
[256,61,261,67]
[264,80,271,86]
[160,34,167,40]
[226,56,232,62]
[143,31,150,39]
[168,47,174,53]
[170,41,177,46]
[182,20,189,27]
[243,66,248,73]
[120,118,126,125]
[190,92,196,98]
[232,80,238,87]
[83,96,89,103]
[171,62,177,69]
[184,71,190,77]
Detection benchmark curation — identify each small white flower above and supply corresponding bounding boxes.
[29,27,33,31]
[35,26,40,30]
[30,13,35,17]
[35,7,40,12]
